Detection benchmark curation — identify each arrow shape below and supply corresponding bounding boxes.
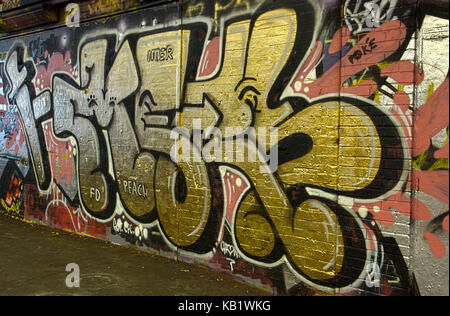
[180,93,223,135]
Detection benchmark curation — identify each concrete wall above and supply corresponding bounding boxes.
[0,0,448,296]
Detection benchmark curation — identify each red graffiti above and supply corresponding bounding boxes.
[354,190,431,227]
[444,216,449,233]
[43,121,74,186]
[198,37,220,78]
[222,169,250,226]
[413,77,449,157]
[424,232,446,259]
[381,60,425,87]
[291,20,407,99]
[328,27,351,55]
[24,185,107,239]
[382,60,425,153]
[45,198,107,239]
[5,174,23,207]
[35,51,74,90]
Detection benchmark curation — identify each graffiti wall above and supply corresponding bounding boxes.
[0,0,448,296]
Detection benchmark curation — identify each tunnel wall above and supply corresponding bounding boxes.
[0,0,448,295]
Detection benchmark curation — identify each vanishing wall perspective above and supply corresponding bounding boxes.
[0,0,448,295]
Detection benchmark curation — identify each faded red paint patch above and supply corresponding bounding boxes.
[413,170,449,205]
[354,189,433,226]
[45,200,107,239]
[424,232,446,259]
[43,122,74,186]
[381,60,424,86]
[35,51,74,90]
[414,77,449,156]
[443,215,449,233]
[411,196,432,221]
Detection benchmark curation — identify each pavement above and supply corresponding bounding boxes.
[0,213,270,296]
